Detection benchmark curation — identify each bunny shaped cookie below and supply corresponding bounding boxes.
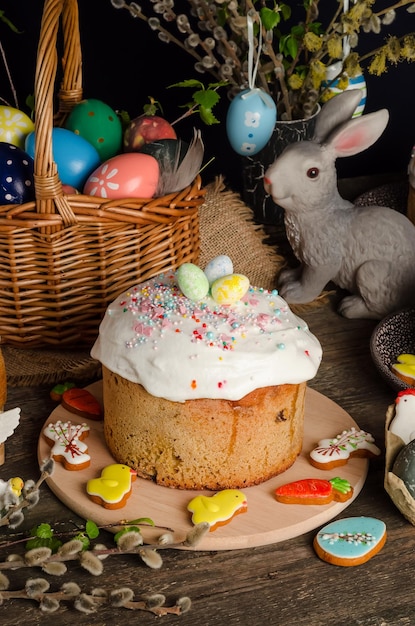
[264,90,415,319]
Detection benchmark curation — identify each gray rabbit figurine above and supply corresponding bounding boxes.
[264,90,415,320]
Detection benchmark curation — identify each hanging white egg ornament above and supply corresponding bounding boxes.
[322,66,367,118]
[226,88,277,156]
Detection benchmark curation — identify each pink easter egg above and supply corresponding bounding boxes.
[83,153,159,199]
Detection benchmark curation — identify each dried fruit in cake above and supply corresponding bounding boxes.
[309,427,380,470]
[43,420,90,471]
[86,463,137,509]
[391,354,415,386]
[313,517,387,566]
[275,477,353,505]
[187,489,247,531]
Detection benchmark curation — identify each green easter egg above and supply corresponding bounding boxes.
[177,263,209,301]
[65,98,122,161]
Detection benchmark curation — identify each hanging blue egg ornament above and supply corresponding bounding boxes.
[226,88,277,156]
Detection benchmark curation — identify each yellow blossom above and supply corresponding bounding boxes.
[308,60,327,90]
[288,73,304,90]
[337,76,350,91]
[326,35,343,60]
[368,50,387,76]
[303,32,322,53]
[343,52,362,78]
[401,35,415,61]
[385,36,401,63]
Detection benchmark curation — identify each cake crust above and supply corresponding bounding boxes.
[103,366,306,490]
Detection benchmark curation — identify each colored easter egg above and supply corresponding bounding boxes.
[65,98,122,161]
[322,67,367,117]
[392,439,415,499]
[25,127,101,189]
[0,142,34,204]
[83,152,159,199]
[177,263,209,301]
[226,88,277,156]
[0,106,34,149]
[204,255,233,286]
[211,274,249,305]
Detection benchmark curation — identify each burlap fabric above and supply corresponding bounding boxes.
[3,178,285,387]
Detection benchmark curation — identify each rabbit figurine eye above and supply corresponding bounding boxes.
[307,167,319,179]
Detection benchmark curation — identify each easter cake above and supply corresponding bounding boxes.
[90,258,322,490]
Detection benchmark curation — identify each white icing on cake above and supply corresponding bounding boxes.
[91,271,322,402]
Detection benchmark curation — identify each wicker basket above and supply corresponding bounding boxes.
[0,0,205,348]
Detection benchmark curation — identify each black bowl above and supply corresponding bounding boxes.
[370,307,415,391]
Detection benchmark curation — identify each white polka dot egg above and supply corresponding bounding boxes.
[211,274,250,305]
[0,143,35,204]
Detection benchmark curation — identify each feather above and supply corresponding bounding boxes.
[155,128,204,196]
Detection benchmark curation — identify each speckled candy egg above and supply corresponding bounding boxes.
[65,99,122,162]
[0,106,34,150]
[83,152,159,199]
[211,274,250,305]
[204,255,233,286]
[25,127,101,190]
[0,142,34,204]
[226,88,276,156]
[392,439,415,498]
[177,263,209,301]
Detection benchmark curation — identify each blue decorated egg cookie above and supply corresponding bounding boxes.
[313,517,386,566]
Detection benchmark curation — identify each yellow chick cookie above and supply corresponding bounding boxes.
[86,463,137,510]
[187,489,247,532]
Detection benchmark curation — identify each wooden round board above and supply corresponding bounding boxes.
[38,382,369,551]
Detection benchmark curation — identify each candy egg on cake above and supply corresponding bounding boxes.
[90,258,322,490]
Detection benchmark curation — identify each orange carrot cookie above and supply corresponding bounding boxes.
[275,477,353,505]
[309,427,380,470]
[391,354,415,386]
[61,388,102,420]
[187,489,247,532]
[313,517,387,566]
[43,420,90,471]
[86,463,137,510]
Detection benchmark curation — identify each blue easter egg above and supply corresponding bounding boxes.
[204,255,234,286]
[226,88,277,156]
[25,127,101,189]
[0,142,34,204]
[177,263,209,301]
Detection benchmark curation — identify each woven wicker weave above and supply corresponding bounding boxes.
[0,0,204,348]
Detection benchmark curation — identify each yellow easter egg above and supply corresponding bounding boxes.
[0,106,34,149]
[211,274,249,305]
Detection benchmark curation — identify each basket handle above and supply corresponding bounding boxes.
[33,0,83,226]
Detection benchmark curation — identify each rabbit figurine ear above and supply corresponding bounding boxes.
[313,90,363,143]
[325,108,389,158]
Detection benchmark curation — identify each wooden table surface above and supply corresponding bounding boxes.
[0,289,411,626]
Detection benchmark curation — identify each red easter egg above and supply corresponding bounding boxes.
[83,153,159,199]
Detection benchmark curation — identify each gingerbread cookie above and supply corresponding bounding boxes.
[309,427,380,470]
[43,420,90,470]
[61,388,102,420]
[275,477,353,505]
[313,516,387,566]
[187,489,247,532]
[86,463,137,509]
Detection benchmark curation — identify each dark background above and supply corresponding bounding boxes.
[0,0,413,193]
